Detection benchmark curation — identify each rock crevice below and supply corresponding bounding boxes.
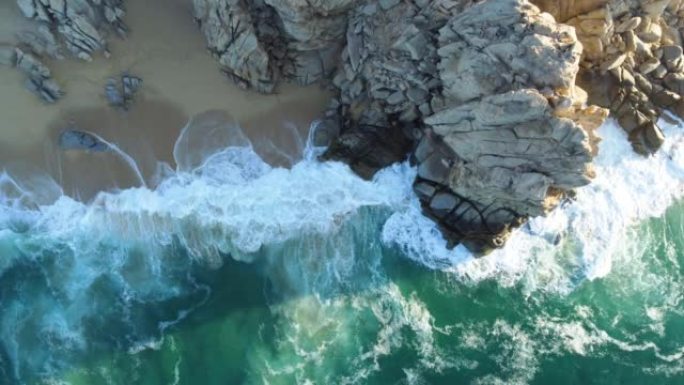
[533,0,684,154]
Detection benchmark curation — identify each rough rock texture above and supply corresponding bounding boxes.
[322,0,479,177]
[105,73,143,110]
[533,0,684,154]
[323,0,608,253]
[412,0,608,252]
[419,90,606,252]
[193,0,359,92]
[322,121,414,178]
[10,0,126,102]
[16,0,126,60]
[192,0,277,92]
[0,44,64,103]
[264,0,360,85]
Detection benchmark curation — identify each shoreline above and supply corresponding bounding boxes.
[0,0,331,199]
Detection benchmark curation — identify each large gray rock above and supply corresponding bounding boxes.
[193,0,359,91]
[412,0,607,253]
[418,90,600,251]
[323,0,477,178]
[324,0,607,254]
[437,0,582,103]
[192,0,277,93]
[333,0,478,125]
[16,0,126,60]
[264,0,360,85]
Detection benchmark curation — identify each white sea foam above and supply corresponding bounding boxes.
[0,113,415,382]
[2,112,684,383]
[383,118,684,292]
[3,114,682,290]
[0,116,412,266]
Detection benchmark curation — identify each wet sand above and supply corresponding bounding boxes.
[0,0,331,199]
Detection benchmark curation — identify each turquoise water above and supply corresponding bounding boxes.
[1,118,683,384]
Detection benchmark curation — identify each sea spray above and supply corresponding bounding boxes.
[382,118,684,293]
[0,112,412,382]
[0,112,683,384]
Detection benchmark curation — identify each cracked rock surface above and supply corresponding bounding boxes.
[192,0,278,92]
[322,0,478,177]
[326,0,608,253]
[533,0,684,155]
[9,0,127,102]
[413,0,608,252]
[0,44,64,103]
[16,0,126,61]
[193,0,359,92]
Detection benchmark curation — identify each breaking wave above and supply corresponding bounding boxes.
[1,111,683,384]
[384,116,684,293]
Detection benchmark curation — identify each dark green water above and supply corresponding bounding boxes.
[2,202,680,385]
[1,121,683,385]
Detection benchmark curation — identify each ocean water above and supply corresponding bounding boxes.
[0,114,683,385]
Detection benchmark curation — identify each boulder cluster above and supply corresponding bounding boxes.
[4,0,127,101]
[16,0,126,60]
[0,44,63,102]
[13,0,684,254]
[534,0,684,154]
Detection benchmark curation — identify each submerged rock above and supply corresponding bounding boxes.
[11,0,128,102]
[105,73,143,110]
[58,130,110,152]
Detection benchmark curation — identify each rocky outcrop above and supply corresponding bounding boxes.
[418,90,606,252]
[264,0,360,85]
[334,1,439,124]
[324,0,608,253]
[9,0,127,102]
[16,0,126,60]
[533,0,684,154]
[192,0,277,92]
[413,0,608,252]
[193,0,359,92]
[12,0,672,255]
[0,44,63,103]
[322,0,478,177]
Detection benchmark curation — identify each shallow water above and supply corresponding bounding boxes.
[0,113,683,385]
[2,1,684,383]
[0,0,330,198]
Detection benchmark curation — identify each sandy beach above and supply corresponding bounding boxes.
[0,0,331,199]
